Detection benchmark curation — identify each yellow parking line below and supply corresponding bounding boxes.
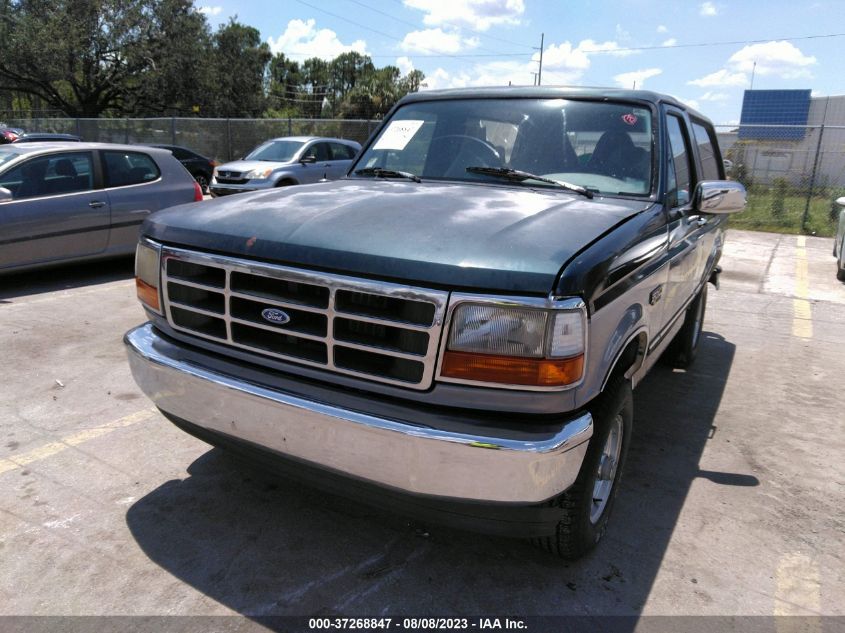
[0,408,156,476]
[792,236,813,339]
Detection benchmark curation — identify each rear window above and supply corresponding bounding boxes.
[104,151,160,187]
[691,121,721,180]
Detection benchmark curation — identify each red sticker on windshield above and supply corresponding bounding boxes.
[622,114,638,125]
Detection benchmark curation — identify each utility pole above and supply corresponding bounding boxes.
[532,33,544,86]
[750,61,756,90]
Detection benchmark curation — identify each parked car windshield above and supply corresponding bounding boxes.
[354,98,654,196]
[245,140,305,162]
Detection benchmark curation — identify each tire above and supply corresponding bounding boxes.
[275,178,296,187]
[666,282,708,369]
[195,173,209,194]
[533,376,633,559]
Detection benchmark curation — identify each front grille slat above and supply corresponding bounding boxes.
[161,249,448,390]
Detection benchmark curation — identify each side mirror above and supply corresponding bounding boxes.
[835,196,845,207]
[300,155,317,164]
[694,180,746,215]
[0,186,12,202]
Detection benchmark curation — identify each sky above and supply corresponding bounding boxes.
[196,0,845,125]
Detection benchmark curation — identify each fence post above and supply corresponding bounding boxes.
[124,118,130,144]
[288,116,292,136]
[171,117,176,145]
[801,124,825,234]
[226,118,232,161]
[75,118,81,138]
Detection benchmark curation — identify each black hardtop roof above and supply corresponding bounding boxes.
[398,86,713,124]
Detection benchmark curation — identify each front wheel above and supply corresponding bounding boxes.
[195,174,209,194]
[534,376,633,559]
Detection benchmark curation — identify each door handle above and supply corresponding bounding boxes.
[689,215,708,227]
[89,201,106,209]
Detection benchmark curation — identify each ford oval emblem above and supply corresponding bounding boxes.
[261,308,291,325]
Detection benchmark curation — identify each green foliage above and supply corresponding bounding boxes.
[771,177,789,218]
[0,0,424,119]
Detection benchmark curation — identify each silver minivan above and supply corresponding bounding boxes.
[0,142,201,273]
[209,136,361,196]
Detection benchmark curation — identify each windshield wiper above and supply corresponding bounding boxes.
[465,166,593,199]
[355,167,421,183]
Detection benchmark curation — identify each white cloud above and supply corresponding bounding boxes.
[727,41,817,78]
[700,91,730,101]
[613,68,663,89]
[400,28,480,54]
[420,37,640,90]
[684,98,701,110]
[656,25,668,33]
[700,2,718,16]
[662,38,677,47]
[396,56,415,76]
[197,5,223,16]
[267,19,367,60]
[688,68,748,87]
[404,0,525,31]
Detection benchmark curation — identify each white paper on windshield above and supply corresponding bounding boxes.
[372,120,424,150]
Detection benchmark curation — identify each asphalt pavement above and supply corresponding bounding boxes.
[1,230,843,625]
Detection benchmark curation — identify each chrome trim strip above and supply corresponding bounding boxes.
[125,323,592,503]
[434,293,589,392]
[159,245,449,390]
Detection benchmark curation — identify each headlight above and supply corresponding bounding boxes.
[135,240,162,313]
[245,167,274,180]
[440,299,586,388]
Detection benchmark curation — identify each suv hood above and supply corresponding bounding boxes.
[144,179,652,294]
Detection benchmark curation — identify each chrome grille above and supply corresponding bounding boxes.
[160,246,449,390]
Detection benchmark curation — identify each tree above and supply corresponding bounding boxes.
[208,19,271,117]
[0,0,211,117]
[266,52,302,117]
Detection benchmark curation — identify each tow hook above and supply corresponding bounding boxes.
[708,265,722,290]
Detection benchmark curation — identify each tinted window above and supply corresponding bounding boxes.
[0,152,94,200]
[304,142,330,161]
[666,115,693,208]
[691,121,721,180]
[169,147,190,160]
[330,143,356,160]
[104,151,160,187]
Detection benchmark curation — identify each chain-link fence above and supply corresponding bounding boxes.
[717,124,845,236]
[4,117,845,236]
[2,117,381,164]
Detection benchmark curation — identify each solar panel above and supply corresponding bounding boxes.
[738,90,811,140]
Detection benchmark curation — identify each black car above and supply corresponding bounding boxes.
[13,133,82,143]
[147,144,216,194]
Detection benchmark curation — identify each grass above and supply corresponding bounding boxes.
[728,190,839,237]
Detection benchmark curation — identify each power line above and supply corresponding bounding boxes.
[582,32,845,54]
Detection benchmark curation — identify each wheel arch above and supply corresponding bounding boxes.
[600,327,648,392]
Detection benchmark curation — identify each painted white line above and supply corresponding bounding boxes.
[774,552,822,625]
[792,236,813,339]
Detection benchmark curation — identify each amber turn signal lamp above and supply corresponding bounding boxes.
[441,350,584,387]
[136,278,160,312]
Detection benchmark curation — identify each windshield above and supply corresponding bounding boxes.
[245,140,305,162]
[354,98,654,196]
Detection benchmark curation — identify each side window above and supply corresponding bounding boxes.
[312,143,330,161]
[666,115,693,208]
[170,147,190,161]
[330,143,356,160]
[0,152,94,200]
[691,121,721,180]
[104,151,160,187]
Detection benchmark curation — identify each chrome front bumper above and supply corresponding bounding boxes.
[125,324,593,504]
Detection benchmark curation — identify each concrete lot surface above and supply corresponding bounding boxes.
[1,230,843,621]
